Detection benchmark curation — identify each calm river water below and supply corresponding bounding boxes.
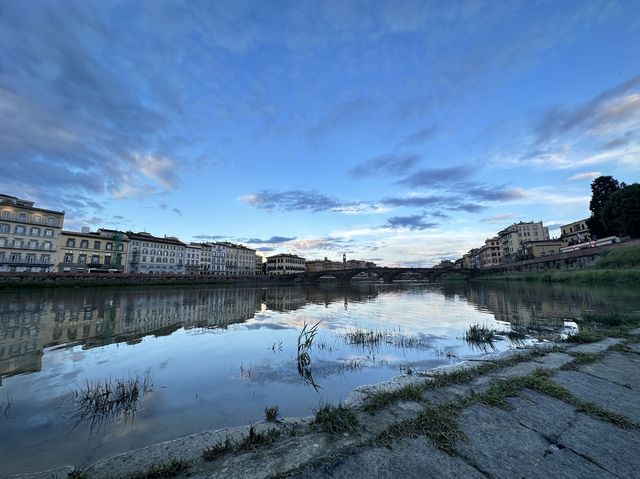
[1,281,640,474]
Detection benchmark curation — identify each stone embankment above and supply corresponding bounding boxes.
[10,331,640,479]
[478,238,640,275]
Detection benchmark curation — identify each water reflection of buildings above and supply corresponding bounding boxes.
[0,287,265,378]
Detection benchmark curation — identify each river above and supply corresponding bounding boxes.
[1,280,639,475]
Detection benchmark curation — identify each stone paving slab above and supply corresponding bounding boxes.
[575,351,640,391]
[559,415,640,478]
[566,338,622,354]
[455,404,615,479]
[554,369,640,423]
[289,437,485,479]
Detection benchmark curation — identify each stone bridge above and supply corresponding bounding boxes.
[280,267,473,284]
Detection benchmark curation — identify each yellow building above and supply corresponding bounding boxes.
[522,239,566,259]
[560,218,591,245]
[266,253,306,275]
[0,194,65,272]
[57,228,129,272]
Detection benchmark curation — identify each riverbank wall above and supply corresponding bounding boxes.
[0,272,289,289]
[475,238,640,276]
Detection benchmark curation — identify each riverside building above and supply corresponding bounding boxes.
[57,228,129,272]
[0,194,65,272]
[498,221,549,263]
[219,242,256,276]
[126,232,186,274]
[266,253,306,275]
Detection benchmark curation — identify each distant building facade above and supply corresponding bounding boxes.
[266,253,306,275]
[255,254,265,275]
[560,218,591,245]
[185,243,202,275]
[478,237,501,268]
[209,243,227,275]
[521,239,566,259]
[58,228,128,272]
[126,232,186,274]
[498,221,550,263]
[0,194,65,272]
[220,242,255,276]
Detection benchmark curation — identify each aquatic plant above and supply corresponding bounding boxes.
[71,374,152,429]
[297,321,321,366]
[264,405,279,422]
[463,323,495,343]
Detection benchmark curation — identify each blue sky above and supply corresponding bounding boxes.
[1,0,639,266]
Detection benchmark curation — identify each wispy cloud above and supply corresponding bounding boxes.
[480,213,516,224]
[386,214,439,230]
[568,171,602,181]
[349,153,421,179]
[247,236,297,244]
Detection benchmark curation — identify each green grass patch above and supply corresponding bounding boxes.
[202,427,280,461]
[68,469,89,479]
[378,404,466,455]
[314,404,359,434]
[127,459,190,479]
[364,383,424,414]
[596,245,640,269]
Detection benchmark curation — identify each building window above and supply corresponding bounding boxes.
[91,255,100,264]
[106,243,113,250]
[40,254,50,264]
[63,253,73,263]
[44,229,53,237]
[15,225,26,235]
[28,240,38,249]
[26,254,36,263]
[94,241,101,250]
[66,238,76,247]
[0,211,9,220]
[78,254,87,264]
[104,255,111,265]
[80,239,89,249]
[43,241,52,250]
[47,217,55,226]
[30,227,40,236]
[0,224,9,233]
[10,253,21,262]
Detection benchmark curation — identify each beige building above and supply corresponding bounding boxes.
[306,257,344,272]
[498,221,550,263]
[522,239,566,259]
[185,243,202,275]
[126,232,186,274]
[0,194,65,272]
[218,242,256,276]
[560,218,591,245]
[267,253,307,275]
[58,228,129,272]
[462,248,480,269]
[478,237,501,268]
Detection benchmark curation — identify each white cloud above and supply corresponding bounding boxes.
[568,171,601,181]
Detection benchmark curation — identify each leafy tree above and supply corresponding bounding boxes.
[587,175,624,239]
[601,184,640,238]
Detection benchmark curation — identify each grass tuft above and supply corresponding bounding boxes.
[464,324,495,344]
[364,383,424,414]
[314,404,359,434]
[202,427,280,461]
[264,405,279,422]
[68,469,89,479]
[127,459,189,479]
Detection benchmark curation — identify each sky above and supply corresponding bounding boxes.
[1,0,639,266]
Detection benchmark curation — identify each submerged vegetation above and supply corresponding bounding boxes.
[71,375,153,429]
[463,323,495,344]
[297,321,322,390]
[342,327,432,351]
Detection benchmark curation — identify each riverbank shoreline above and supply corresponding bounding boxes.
[9,329,640,479]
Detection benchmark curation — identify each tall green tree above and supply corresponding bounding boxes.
[587,175,624,239]
[601,184,640,238]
